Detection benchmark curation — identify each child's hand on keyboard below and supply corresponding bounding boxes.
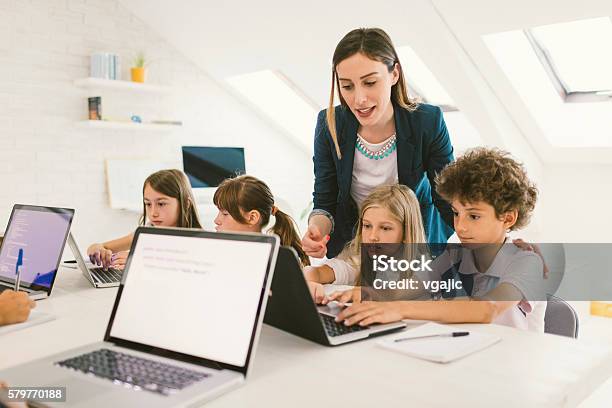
[307,281,327,304]
[88,244,113,269]
[323,287,361,306]
[111,251,130,270]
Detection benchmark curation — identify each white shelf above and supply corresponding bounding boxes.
[76,120,181,131]
[74,77,173,94]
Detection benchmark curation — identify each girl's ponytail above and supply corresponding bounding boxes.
[215,175,310,267]
[270,208,311,267]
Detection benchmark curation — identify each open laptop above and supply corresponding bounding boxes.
[0,227,279,407]
[67,232,123,288]
[0,204,74,300]
[264,247,406,346]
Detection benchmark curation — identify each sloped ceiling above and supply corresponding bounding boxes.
[119,0,612,164]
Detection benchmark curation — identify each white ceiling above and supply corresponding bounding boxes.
[119,0,612,164]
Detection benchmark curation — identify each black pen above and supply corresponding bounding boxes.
[393,331,470,342]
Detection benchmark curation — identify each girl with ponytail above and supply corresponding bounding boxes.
[213,175,310,266]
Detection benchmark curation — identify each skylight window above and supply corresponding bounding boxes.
[528,17,612,96]
[226,70,319,152]
[396,45,456,110]
[484,20,612,148]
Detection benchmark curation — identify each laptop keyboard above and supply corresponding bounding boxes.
[56,349,209,396]
[91,267,122,283]
[320,313,367,337]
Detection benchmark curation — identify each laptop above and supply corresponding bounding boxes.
[264,247,406,346]
[0,204,74,300]
[67,233,123,288]
[0,227,279,407]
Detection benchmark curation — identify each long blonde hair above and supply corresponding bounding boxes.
[339,184,427,283]
[327,28,419,159]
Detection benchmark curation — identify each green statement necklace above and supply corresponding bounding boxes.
[356,135,397,160]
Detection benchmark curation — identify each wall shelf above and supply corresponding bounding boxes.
[74,77,173,94]
[76,120,181,131]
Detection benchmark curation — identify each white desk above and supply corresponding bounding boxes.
[1,266,612,407]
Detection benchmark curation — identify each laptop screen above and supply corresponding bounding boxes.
[0,205,74,291]
[108,228,276,370]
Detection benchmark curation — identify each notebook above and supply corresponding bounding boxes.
[0,310,55,335]
[378,322,501,363]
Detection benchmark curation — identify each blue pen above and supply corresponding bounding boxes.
[15,248,23,291]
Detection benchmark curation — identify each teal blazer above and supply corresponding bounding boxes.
[312,102,455,258]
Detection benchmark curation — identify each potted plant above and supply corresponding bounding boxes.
[131,53,146,83]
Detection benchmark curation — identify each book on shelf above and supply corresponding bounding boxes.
[90,53,120,80]
[88,97,102,120]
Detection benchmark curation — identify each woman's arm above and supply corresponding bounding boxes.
[423,106,454,228]
[304,110,340,257]
[312,110,339,217]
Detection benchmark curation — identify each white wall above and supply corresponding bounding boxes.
[0,0,313,249]
[541,164,612,243]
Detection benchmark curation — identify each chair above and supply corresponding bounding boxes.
[544,294,579,338]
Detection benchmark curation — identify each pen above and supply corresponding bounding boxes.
[393,331,470,343]
[15,248,23,291]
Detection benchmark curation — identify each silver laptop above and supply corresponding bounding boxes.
[67,233,123,288]
[0,227,279,407]
[0,204,74,300]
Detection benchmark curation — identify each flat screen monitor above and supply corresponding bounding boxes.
[182,146,246,188]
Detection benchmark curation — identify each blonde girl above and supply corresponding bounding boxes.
[304,183,428,303]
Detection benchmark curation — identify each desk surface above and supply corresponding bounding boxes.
[1,266,611,408]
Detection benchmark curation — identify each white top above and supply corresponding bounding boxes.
[324,257,358,285]
[428,242,547,332]
[350,134,398,207]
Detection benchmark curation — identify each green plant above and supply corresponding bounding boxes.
[133,53,145,68]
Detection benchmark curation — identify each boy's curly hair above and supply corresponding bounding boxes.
[435,148,538,231]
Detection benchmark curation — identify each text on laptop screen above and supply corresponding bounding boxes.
[0,207,72,288]
[182,146,246,188]
[110,232,272,367]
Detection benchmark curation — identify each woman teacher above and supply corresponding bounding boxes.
[302,27,455,259]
